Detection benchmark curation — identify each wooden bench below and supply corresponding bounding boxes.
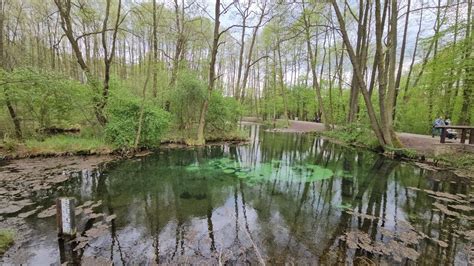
[436,125,474,144]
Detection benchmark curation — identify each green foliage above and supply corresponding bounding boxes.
[324,124,380,150]
[287,85,317,120]
[396,36,474,134]
[0,68,93,136]
[1,135,17,152]
[25,135,110,154]
[206,91,241,133]
[105,87,170,148]
[435,153,474,171]
[263,119,288,129]
[0,229,14,255]
[170,71,206,129]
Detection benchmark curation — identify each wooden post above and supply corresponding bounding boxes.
[56,197,76,236]
[58,234,78,264]
[440,128,446,143]
[460,129,467,144]
[469,128,474,144]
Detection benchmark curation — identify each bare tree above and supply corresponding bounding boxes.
[196,0,232,145]
[54,0,124,126]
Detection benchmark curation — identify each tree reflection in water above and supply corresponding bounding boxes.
[8,124,472,265]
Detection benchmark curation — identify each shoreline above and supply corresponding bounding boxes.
[0,137,249,161]
[2,120,472,178]
[0,123,471,261]
[243,117,474,177]
[314,132,474,179]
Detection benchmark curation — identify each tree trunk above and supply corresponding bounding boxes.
[459,0,473,125]
[332,0,388,147]
[54,0,122,126]
[234,5,248,101]
[402,1,424,102]
[196,0,221,145]
[1,1,22,139]
[240,1,267,102]
[152,0,158,98]
[392,0,411,121]
[276,39,289,125]
[302,0,330,129]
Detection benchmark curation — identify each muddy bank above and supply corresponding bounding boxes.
[1,135,248,160]
[0,155,117,260]
[0,155,117,214]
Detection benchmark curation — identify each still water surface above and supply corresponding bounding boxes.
[6,125,473,264]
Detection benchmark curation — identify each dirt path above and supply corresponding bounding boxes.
[269,120,326,133]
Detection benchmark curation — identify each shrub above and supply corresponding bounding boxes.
[324,124,380,149]
[206,91,241,133]
[105,95,170,148]
[0,229,14,255]
[170,71,206,129]
[0,68,93,137]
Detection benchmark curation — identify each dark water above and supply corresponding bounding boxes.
[5,125,473,265]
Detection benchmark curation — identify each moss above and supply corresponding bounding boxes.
[0,230,14,255]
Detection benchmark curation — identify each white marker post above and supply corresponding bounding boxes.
[56,197,76,236]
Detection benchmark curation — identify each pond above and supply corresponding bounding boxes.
[3,125,473,264]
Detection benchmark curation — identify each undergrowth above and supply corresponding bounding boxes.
[25,135,112,154]
[0,230,14,255]
[434,153,474,171]
[322,124,380,150]
[262,119,289,129]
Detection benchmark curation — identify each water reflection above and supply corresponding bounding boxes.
[6,125,472,265]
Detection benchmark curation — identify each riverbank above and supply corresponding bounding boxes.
[1,122,472,264]
[0,129,248,160]
[247,118,474,177]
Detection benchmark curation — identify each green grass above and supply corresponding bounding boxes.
[263,119,289,129]
[25,135,112,154]
[322,125,474,172]
[322,124,380,150]
[435,153,474,171]
[0,230,14,255]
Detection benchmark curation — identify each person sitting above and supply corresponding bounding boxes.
[432,117,445,138]
[445,117,451,126]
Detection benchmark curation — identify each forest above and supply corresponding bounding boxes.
[1,0,474,264]
[0,0,473,151]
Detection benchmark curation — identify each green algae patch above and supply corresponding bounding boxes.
[186,157,334,184]
[305,165,334,181]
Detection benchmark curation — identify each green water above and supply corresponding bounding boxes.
[4,125,473,264]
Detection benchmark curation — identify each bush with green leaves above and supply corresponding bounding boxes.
[0,68,93,137]
[206,91,241,133]
[105,90,170,148]
[170,71,206,129]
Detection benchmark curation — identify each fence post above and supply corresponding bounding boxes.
[56,197,76,236]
